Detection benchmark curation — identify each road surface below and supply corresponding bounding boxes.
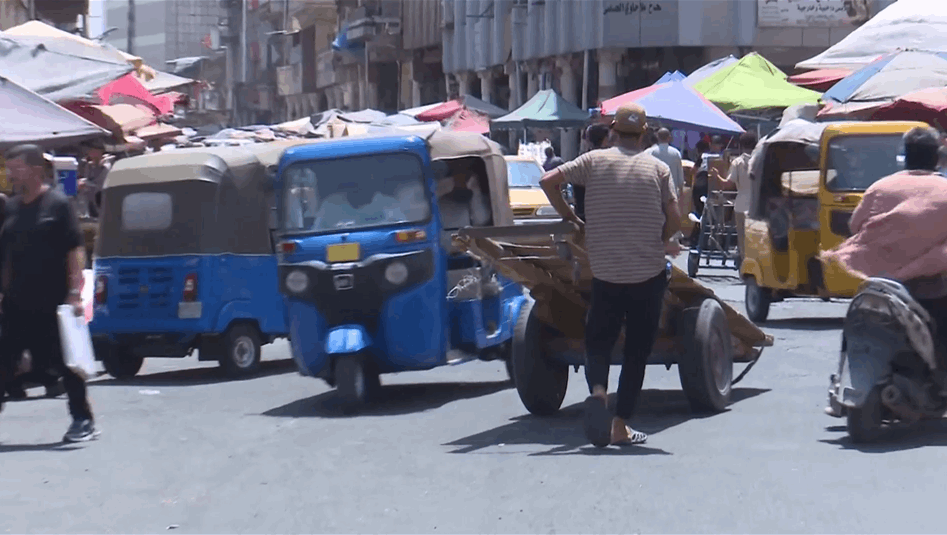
[2,262,945,534]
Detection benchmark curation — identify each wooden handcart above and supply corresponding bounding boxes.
[454,221,774,416]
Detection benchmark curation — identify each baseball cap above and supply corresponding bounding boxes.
[611,103,648,135]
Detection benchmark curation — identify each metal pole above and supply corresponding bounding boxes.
[581,50,589,111]
[28,0,34,20]
[127,0,135,54]
[241,0,248,83]
[364,42,370,109]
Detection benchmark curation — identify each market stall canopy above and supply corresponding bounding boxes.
[822,50,947,104]
[273,116,316,136]
[654,70,686,85]
[378,113,422,126]
[400,102,445,118]
[135,123,182,142]
[684,55,738,87]
[415,95,509,122]
[64,103,156,138]
[796,0,947,71]
[444,109,491,134]
[787,69,851,92]
[0,34,133,102]
[692,53,821,113]
[137,69,196,94]
[492,89,590,129]
[869,87,947,130]
[98,73,176,115]
[2,20,144,70]
[0,76,109,150]
[600,81,744,135]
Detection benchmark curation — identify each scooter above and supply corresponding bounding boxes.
[827,278,947,443]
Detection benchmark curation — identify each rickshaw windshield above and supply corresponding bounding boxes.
[281,152,431,234]
[506,160,543,188]
[826,134,905,192]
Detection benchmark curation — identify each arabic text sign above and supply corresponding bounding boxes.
[757,0,856,27]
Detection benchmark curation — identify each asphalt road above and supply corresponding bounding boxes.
[3,259,947,534]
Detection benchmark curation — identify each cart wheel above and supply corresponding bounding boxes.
[102,348,144,380]
[744,277,772,323]
[219,323,262,377]
[511,300,568,416]
[679,299,734,413]
[847,385,886,444]
[335,354,381,415]
[687,251,700,278]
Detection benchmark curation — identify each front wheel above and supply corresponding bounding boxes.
[744,277,772,323]
[335,355,381,415]
[218,324,262,377]
[847,385,886,444]
[679,299,734,413]
[511,300,568,416]
[102,348,144,380]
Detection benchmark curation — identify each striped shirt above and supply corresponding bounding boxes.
[558,146,676,284]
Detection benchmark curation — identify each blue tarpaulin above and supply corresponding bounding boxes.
[654,70,686,84]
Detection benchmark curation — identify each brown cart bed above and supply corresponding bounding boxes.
[454,221,774,416]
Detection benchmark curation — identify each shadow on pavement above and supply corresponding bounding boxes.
[444,387,769,456]
[760,317,843,331]
[262,380,512,418]
[0,441,83,453]
[89,358,297,387]
[821,419,947,453]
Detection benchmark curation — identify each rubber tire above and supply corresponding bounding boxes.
[744,277,772,324]
[678,299,734,413]
[687,251,700,278]
[102,348,144,380]
[218,323,262,377]
[847,385,886,444]
[335,355,381,415]
[511,300,569,416]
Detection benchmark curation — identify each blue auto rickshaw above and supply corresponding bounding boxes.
[90,141,307,379]
[274,129,529,412]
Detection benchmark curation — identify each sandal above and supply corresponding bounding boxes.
[612,426,648,446]
[583,395,612,448]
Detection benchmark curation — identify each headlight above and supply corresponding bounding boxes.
[285,270,309,293]
[385,261,409,285]
[535,206,558,217]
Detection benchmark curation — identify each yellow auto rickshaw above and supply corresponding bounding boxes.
[740,120,928,323]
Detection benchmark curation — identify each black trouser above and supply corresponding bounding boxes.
[0,308,92,420]
[585,272,668,420]
[573,185,586,221]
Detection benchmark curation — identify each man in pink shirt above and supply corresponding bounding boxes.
[822,126,947,359]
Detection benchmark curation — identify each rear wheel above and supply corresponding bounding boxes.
[679,299,734,413]
[335,355,381,415]
[847,385,886,444]
[102,348,144,380]
[511,300,569,416]
[218,324,262,377]
[744,277,772,323]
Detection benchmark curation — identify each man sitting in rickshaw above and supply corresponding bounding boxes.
[437,166,492,229]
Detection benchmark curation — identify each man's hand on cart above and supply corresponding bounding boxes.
[665,239,682,257]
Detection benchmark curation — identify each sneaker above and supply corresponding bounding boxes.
[63,419,100,443]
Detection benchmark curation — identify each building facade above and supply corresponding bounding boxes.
[0,0,28,30]
[103,0,222,69]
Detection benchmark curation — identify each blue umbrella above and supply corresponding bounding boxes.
[601,81,745,135]
[823,50,947,103]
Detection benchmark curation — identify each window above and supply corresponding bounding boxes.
[506,160,543,188]
[826,134,905,192]
[121,192,173,231]
[281,153,431,234]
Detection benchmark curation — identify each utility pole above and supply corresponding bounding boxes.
[28,0,35,20]
[127,0,136,55]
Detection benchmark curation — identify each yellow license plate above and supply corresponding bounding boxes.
[326,242,361,263]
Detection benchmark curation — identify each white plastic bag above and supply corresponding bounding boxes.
[57,304,96,380]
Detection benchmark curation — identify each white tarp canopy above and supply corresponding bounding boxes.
[796,0,947,71]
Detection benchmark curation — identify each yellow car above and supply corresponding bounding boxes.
[505,155,561,220]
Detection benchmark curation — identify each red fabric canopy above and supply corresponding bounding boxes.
[787,69,851,92]
[870,87,947,130]
[97,73,175,116]
[444,109,490,134]
[415,99,463,122]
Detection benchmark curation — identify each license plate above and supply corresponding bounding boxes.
[178,302,203,319]
[326,242,360,263]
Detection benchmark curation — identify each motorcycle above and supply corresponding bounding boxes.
[826,277,947,443]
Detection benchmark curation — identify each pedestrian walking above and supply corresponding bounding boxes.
[646,128,685,200]
[542,146,565,171]
[710,131,757,262]
[0,144,98,442]
[539,103,681,448]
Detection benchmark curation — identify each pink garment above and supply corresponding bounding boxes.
[822,171,947,281]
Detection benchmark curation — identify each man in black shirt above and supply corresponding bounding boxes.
[0,144,98,443]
